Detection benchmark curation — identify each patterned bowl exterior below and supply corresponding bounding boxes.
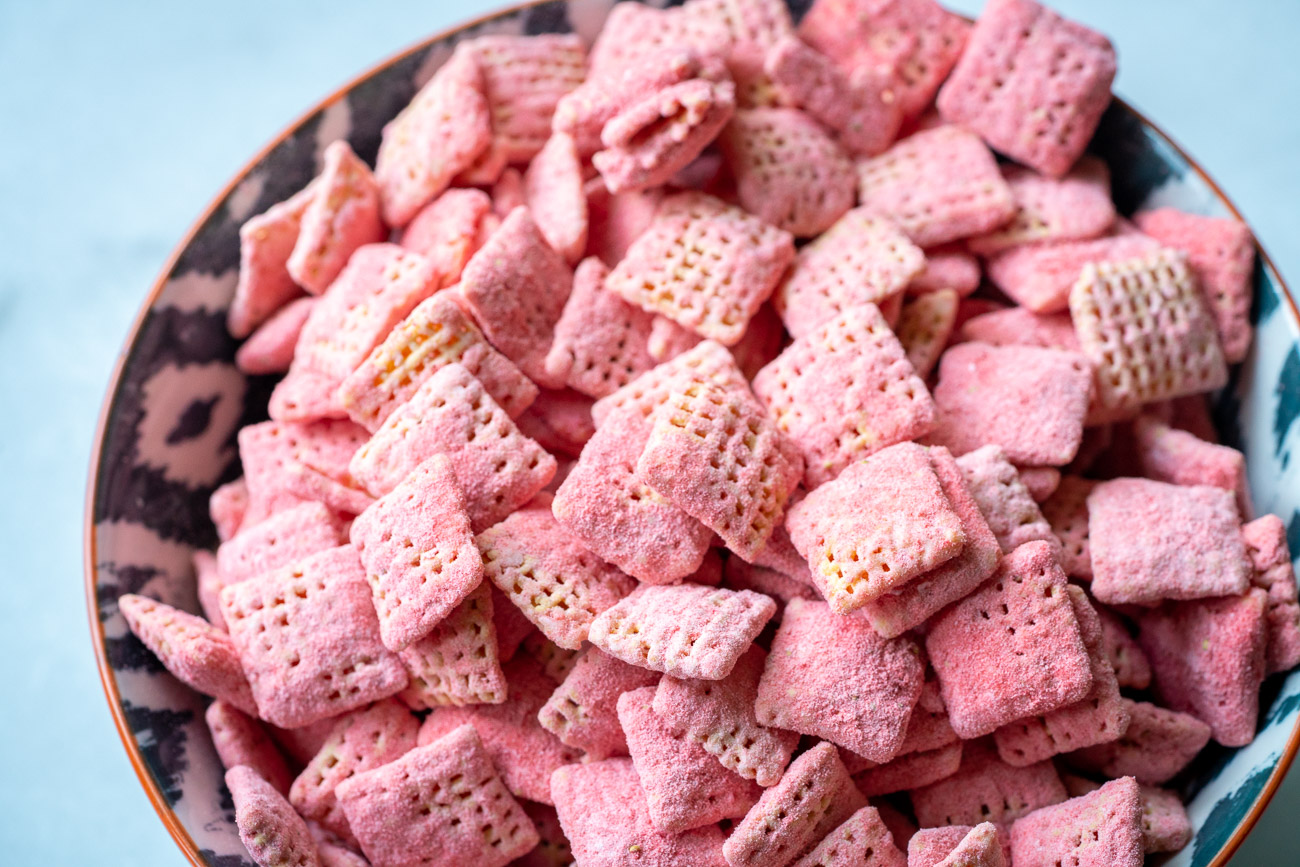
[84,2,1300,865]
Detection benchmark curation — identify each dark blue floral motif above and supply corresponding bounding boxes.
[122,701,193,806]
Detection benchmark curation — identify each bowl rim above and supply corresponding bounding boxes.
[82,2,1300,865]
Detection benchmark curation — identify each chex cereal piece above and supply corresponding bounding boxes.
[986,231,1159,313]
[591,339,747,428]
[1134,415,1250,514]
[513,801,573,867]
[606,192,794,346]
[720,108,856,237]
[267,717,339,767]
[588,584,776,680]
[724,556,819,606]
[908,824,1009,867]
[1243,514,1300,674]
[793,806,907,867]
[799,0,971,120]
[1069,698,1211,785]
[858,447,1002,638]
[724,741,868,867]
[1095,606,1151,690]
[648,315,703,364]
[237,296,316,375]
[220,545,408,728]
[538,646,660,760]
[309,831,367,867]
[1070,249,1228,413]
[227,765,323,867]
[910,740,1067,828]
[1087,478,1250,605]
[955,446,1058,554]
[638,379,803,561]
[205,700,293,796]
[897,289,960,380]
[926,541,1093,739]
[525,626,591,684]
[336,723,538,867]
[1135,207,1255,362]
[587,185,662,267]
[1138,786,1192,854]
[398,581,507,709]
[585,3,725,84]
[339,290,537,432]
[239,419,373,519]
[457,207,573,385]
[515,387,596,458]
[619,687,762,832]
[479,507,634,650]
[230,183,315,338]
[654,645,799,787]
[1008,777,1142,867]
[894,678,960,758]
[524,132,587,263]
[118,594,257,715]
[854,742,963,798]
[288,140,386,295]
[1159,392,1221,443]
[931,341,1094,465]
[375,46,492,226]
[349,454,483,651]
[992,587,1127,766]
[756,598,924,761]
[1016,467,1061,502]
[399,188,494,284]
[290,699,418,841]
[553,409,713,584]
[1138,590,1268,747]
[755,305,935,489]
[958,307,1079,351]
[966,158,1115,256]
[772,208,925,339]
[489,585,532,664]
[551,758,730,867]
[348,363,556,527]
[856,126,1016,248]
[217,502,343,587]
[1039,476,1095,579]
[786,442,965,611]
[543,256,657,399]
[210,477,250,543]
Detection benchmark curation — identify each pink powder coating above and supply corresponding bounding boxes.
[217,501,344,588]
[1069,699,1212,785]
[205,700,293,796]
[513,801,574,867]
[229,183,315,339]
[854,741,963,798]
[525,132,588,263]
[1007,777,1143,867]
[1243,514,1300,674]
[538,646,661,760]
[237,296,316,376]
[238,419,372,520]
[909,740,1067,828]
[1134,415,1251,516]
[1094,605,1152,690]
[514,387,597,458]
[398,188,494,285]
[1039,476,1095,580]
[958,307,1079,351]
[1138,785,1192,854]
[956,446,1059,555]
[288,141,386,295]
[792,806,907,867]
[397,581,507,709]
[585,186,662,268]
[1016,467,1061,503]
[897,289,959,380]
[985,230,1159,314]
[591,339,747,428]
[210,477,249,543]
[966,157,1115,256]
[908,824,1011,867]
[227,764,322,867]
[910,245,981,297]
[724,557,819,606]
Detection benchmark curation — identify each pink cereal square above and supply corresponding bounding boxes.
[955,446,1058,555]
[937,0,1116,177]
[1244,514,1300,674]
[399,188,494,285]
[216,501,344,587]
[226,765,323,867]
[853,742,963,798]
[236,296,316,376]
[205,700,293,796]
[1039,476,1095,580]
[1007,777,1143,867]
[966,158,1114,256]
[1134,415,1250,515]
[723,556,820,606]
[238,419,373,519]
[210,477,250,543]
[524,132,588,263]
[856,126,1016,248]
[909,740,1067,828]
[896,289,959,380]
[986,231,1160,314]
[219,545,408,728]
[925,541,1094,739]
[229,184,315,339]
[957,307,1079,351]
[1086,478,1250,606]
[1069,698,1211,785]
[586,186,663,268]
[1017,466,1061,503]
[1095,605,1152,690]
[538,646,660,760]
[793,806,908,867]
[514,801,574,867]
[514,387,597,458]
[930,341,1094,466]
[755,598,924,761]
[1138,786,1193,854]
[288,140,387,295]
[590,339,748,428]
[909,244,982,297]
[908,824,1009,867]
[398,582,507,709]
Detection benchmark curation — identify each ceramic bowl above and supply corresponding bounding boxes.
[84,2,1300,865]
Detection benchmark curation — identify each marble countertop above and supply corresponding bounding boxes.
[1,1,1296,862]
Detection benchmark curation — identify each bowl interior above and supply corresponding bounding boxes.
[86,1,1300,865]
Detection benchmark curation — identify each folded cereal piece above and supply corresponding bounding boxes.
[799,0,970,120]
[1070,249,1228,413]
[515,387,597,458]
[399,188,495,284]
[896,289,959,380]
[930,342,1094,466]
[792,806,907,867]
[967,159,1114,257]
[909,740,1067,827]
[239,419,373,519]
[607,192,794,345]
[220,545,407,728]
[1243,514,1300,674]
[1134,207,1255,363]
[205,700,294,796]
[856,126,1016,248]
[755,306,935,490]
[756,598,924,761]
[638,380,802,561]
[375,46,492,226]
[538,646,660,760]
[992,587,1127,766]
[1138,589,1268,747]
[290,699,419,842]
[543,257,657,399]
[230,184,316,338]
[1039,476,1095,579]
[1094,605,1152,690]
[336,723,539,867]
[348,363,556,526]
[1138,785,1193,854]
[524,132,588,263]
[551,758,730,867]
[786,443,965,611]
[236,296,316,376]
[457,207,574,385]
[986,231,1159,314]
[588,584,776,680]
[720,108,855,237]
[655,645,800,786]
[908,824,1009,867]
[340,290,538,432]
[618,686,762,832]
[1068,699,1212,785]
[210,477,250,543]
[955,446,1058,555]
[958,307,1079,350]
[1007,777,1142,867]
[217,501,345,586]
[724,742,868,867]
[1134,415,1251,514]
[118,594,257,715]
[227,764,323,867]
[288,140,386,295]
[854,742,963,798]
[926,541,1093,739]
[1087,478,1250,606]
[398,582,506,710]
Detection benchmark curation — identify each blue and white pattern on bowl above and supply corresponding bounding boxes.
[85,2,1300,865]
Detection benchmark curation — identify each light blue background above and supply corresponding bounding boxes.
[1,1,1296,863]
